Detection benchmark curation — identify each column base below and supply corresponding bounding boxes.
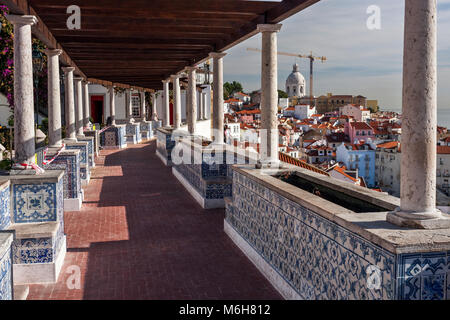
[13,285,29,300]
[256,159,280,169]
[64,196,82,212]
[386,209,450,229]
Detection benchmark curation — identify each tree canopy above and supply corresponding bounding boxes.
[278,90,288,99]
[223,81,243,99]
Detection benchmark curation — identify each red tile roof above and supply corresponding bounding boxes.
[377,141,400,149]
[350,122,373,130]
[437,146,450,154]
[279,153,329,176]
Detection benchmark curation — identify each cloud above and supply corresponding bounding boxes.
[223,0,450,110]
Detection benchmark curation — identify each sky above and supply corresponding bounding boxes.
[222,0,450,111]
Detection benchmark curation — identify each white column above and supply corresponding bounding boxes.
[210,53,226,144]
[186,67,197,135]
[387,0,450,228]
[62,67,77,141]
[140,91,146,121]
[83,81,90,127]
[74,77,84,137]
[258,24,282,167]
[198,91,204,120]
[45,49,63,148]
[171,74,181,130]
[126,89,134,123]
[202,92,208,120]
[162,80,170,127]
[151,93,158,121]
[7,15,38,166]
[109,86,116,126]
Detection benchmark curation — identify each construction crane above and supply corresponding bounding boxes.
[247,47,326,106]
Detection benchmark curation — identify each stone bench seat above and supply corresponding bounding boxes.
[125,133,137,145]
[6,221,66,285]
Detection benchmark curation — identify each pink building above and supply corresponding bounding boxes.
[345,121,375,143]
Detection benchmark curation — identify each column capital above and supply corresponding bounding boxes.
[162,79,170,84]
[257,24,282,33]
[170,74,181,80]
[6,14,37,26]
[73,76,83,82]
[62,67,75,73]
[44,49,62,57]
[185,66,197,72]
[209,52,227,59]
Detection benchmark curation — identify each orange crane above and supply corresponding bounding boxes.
[247,48,326,106]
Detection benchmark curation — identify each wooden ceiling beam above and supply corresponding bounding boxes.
[29,0,280,13]
[2,0,321,90]
[1,0,87,78]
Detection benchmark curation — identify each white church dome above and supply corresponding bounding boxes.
[286,64,306,98]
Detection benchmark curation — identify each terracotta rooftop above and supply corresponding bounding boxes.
[437,146,450,154]
[377,141,400,149]
[279,153,329,176]
[350,122,373,130]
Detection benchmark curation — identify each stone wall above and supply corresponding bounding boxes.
[225,167,450,300]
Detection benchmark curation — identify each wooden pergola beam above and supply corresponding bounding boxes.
[1,0,87,79]
[1,0,321,90]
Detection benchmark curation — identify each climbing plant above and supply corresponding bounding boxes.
[0,5,14,107]
[0,5,48,115]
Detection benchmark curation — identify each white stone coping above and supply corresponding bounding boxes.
[1,169,64,184]
[0,232,14,254]
[46,148,80,157]
[6,221,59,240]
[0,179,10,190]
[232,165,450,254]
[177,137,259,163]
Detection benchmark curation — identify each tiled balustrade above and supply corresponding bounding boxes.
[1,171,66,286]
[0,181,13,300]
[100,125,127,150]
[84,129,100,156]
[65,141,90,186]
[172,138,256,209]
[225,165,450,300]
[43,149,82,211]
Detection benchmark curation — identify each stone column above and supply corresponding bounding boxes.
[171,74,181,130]
[151,93,158,120]
[258,24,282,167]
[7,15,38,167]
[162,80,170,127]
[83,81,90,127]
[62,67,77,141]
[140,91,146,121]
[198,90,204,120]
[202,92,208,120]
[186,67,197,135]
[74,77,84,137]
[387,0,450,229]
[126,89,134,123]
[109,86,116,126]
[45,49,63,148]
[210,53,227,144]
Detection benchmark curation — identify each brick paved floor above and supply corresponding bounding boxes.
[27,140,281,300]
